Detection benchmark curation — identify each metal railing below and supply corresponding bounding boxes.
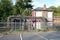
[0,22,60,31]
[0,22,60,33]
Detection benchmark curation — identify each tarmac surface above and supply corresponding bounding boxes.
[0,31,60,40]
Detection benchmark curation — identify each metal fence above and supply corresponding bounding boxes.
[0,22,60,33]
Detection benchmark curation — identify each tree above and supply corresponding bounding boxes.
[57,6,60,13]
[56,6,60,16]
[15,0,32,16]
[49,6,57,10]
[22,8,32,16]
[0,0,13,21]
[0,0,33,21]
[49,6,57,16]
[49,6,60,16]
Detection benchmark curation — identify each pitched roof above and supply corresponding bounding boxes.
[33,7,53,11]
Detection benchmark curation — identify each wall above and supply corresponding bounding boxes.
[54,18,60,24]
[32,10,36,17]
[32,10,47,18]
[42,11,47,18]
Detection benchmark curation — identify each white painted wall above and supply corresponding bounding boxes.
[36,22,41,29]
[36,11,42,17]
[47,12,53,21]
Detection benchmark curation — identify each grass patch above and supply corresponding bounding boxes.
[36,29,41,32]
[56,27,60,31]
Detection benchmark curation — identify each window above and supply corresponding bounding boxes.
[36,11,42,17]
[47,12,53,20]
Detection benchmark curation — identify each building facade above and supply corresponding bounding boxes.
[32,4,54,29]
[32,4,54,22]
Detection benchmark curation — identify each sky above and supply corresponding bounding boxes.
[12,0,16,5]
[12,0,60,9]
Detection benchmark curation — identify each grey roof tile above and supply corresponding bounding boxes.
[33,7,52,11]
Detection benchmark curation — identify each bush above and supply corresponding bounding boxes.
[36,29,41,32]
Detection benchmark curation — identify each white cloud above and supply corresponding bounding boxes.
[32,2,43,9]
[54,0,60,7]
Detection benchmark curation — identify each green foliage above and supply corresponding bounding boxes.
[49,6,57,10]
[0,0,32,21]
[22,8,32,16]
[0,0,13,21]
[36,29,41,32]
[15,0,32,16]
[49,6,60,16]
[57,6,60,13]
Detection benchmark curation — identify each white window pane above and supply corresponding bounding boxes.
[36,12,42,17]
[47,12,53,20]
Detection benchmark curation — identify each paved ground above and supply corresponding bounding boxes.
[0,31,60,40]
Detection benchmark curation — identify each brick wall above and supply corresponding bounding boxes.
[32,10,36,17]
[42,11,47,18]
